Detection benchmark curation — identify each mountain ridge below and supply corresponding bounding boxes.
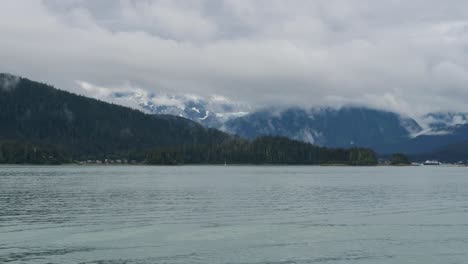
[224,107,422,152]
[0,73,229,160]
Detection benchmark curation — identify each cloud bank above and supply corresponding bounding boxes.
[2,0,468,117]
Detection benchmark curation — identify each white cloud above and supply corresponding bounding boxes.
[2,0,468,118]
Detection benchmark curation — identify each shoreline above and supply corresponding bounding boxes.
[0,163,466,167]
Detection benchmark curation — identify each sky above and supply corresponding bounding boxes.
[2,0,468,117]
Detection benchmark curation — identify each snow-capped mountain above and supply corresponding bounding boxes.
[77,83,250,128]
[421,112,468,134]
[136,94,250,128]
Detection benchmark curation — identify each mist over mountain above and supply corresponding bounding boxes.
[420,112,468,134]
[78,82,251,128]
[81,84,468,157]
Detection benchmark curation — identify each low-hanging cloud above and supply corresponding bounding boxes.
[2,0,468,118]
[0,74,20,92]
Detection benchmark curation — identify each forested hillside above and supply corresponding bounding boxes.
[0,74,228,160]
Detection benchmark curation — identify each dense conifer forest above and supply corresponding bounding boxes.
[146,136,378,165]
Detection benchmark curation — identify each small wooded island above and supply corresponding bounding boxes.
[390,153,412,166]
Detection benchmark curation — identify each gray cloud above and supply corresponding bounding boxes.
[2,0,468,118]
[0,73,20,91]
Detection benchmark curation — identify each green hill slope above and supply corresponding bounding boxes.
[0,74,229,160]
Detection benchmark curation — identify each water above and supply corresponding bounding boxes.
[1,166,468,264]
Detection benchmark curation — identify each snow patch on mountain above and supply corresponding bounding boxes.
[293,129,323,144]
[400,116,424,138]
[415,112,468,136]
[76,81,250,127]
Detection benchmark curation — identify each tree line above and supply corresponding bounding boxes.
[146,136,378,165]
[0,136,378,165]
[0,141,69,164]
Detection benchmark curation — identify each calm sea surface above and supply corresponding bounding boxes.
[1,165,467,264]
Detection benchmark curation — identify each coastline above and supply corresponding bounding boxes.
[1,163,466,167]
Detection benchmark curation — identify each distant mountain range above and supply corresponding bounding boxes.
[224,107,421,150]
[4,73,468,162]
[225,108,468,157]
[89,86,468,160]
[424,140,468,163]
